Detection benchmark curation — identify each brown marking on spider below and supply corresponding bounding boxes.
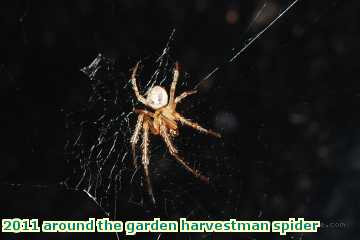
[130,61,221,203]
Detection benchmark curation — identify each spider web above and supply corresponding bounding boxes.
[63,0,310,238]
[64,31,182,213]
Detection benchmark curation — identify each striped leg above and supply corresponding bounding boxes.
[131,62,148,106]
[160,124,209,183]
[130,114,144,167]
[141,120,155,204]
[169,62,180,105]
[174,90,197,106]
[175,113,221,138]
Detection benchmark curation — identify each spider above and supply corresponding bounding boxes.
[130,61,221,203]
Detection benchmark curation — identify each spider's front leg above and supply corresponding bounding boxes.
[159,124,209,183]
[130,113,144,168]
[131,61,148,106]
[141,120,156,204]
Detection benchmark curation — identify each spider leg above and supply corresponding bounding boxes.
[130,113,144,168]
[174,90,197,105]
[134,109,154,118]
[131,61,148,106]
[141,120,156,204]
[169,62,180,105]
[159,124,209,183]
[175,113,221,138]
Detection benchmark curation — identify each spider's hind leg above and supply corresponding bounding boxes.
[169,62,180,104]
[130,61,148,106]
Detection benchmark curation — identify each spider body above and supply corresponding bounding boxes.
[146,86,168,109]
[130,62,221,203]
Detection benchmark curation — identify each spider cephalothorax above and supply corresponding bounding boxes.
[130,62,221,203]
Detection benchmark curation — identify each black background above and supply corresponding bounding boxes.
[1,0,360,239]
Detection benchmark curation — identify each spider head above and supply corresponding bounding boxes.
[146,86,168,109]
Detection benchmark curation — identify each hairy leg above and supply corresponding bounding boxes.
[130,61,148,105]
[130,114,144,167]
[174,90,197,105]
[175,113,221,138]
[160,124,209,183]
[141,120,155,204]
[169,62,180,105]
[134,109,154,118]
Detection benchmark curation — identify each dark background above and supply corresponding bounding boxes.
[1,0,360,239]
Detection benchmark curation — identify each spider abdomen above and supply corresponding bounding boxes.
[146,86,168,109]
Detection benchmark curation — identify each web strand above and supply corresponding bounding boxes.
[195,0,300,89]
